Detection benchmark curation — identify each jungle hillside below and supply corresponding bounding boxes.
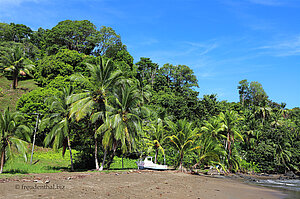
[0,20,299,175]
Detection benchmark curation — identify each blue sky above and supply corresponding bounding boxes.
[1,0,299,108]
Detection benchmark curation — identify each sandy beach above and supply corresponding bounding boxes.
[0,170,286,199]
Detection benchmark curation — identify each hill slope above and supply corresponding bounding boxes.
[0,76,38,112]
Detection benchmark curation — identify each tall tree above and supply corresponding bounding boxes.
[45,20,97,55]
[68,57,122,170]
[219,110,243,171]
[104,83,145,153]
[95,83,147,170]
[43,86,75,171]
[238,79,268,107]
[93,26,122,56]
[136,57,159,88]
[156,63,198,92]
[0,23,32,42]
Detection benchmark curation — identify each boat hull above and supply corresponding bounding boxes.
[136,161,168,170]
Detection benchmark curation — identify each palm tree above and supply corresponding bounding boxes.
[68,57,122,170]
[95,83,146,170]
[241,110,260,150]
[104,83,146,153]
[94,112,117,171]
[201,116,225,142]
[146,118,168,164]
[0,108,31,173]
[193,116,227,172]
[42,86,75,171]
[166,118,200,170]
[219,110,243,172]
[1,46,34,89]
[274,142,292,173]
[192,136,227,173]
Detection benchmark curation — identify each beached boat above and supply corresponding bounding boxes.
[136,156,168,170]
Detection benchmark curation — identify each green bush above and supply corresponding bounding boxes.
[239,159,261,173]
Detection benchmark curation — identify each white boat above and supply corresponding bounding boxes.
[136,156,168,170]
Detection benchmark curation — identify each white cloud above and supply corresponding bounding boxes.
[184,41,218,56]
[258,36,300,56]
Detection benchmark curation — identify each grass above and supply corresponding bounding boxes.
[109,156,138,170]
[1,143,139,176]
[0,76,38,112]
[2,145,77,175]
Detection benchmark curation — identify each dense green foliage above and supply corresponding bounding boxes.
[0,20,299,175]
[0,108,31,173]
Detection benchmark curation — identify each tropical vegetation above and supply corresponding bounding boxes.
[0,20,299,175]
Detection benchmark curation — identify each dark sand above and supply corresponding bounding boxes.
[0,170,286,199]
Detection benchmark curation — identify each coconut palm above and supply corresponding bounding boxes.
[93,112,117,171]
[167,118,200,170]
[42,86,75,171]
[68,57,122,170]
[201,116,225,142]
[1,46,34,89]
[192,136,227,173]
[219,110,243,171]
[103,83,146,153]
[94,83,147,170]
[0,108,31,173]
[146,118,168,164]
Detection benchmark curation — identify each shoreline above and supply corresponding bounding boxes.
[0,170,289,199]
[199,172,300,199]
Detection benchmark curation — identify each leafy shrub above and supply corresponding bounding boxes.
[239,159,261,173]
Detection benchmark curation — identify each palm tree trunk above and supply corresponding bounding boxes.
[67,136,74,171]
[155,149,158,164]
[95,137,99,170]
[179,152,184,171]
[0,149,5,174]
[30,113,39,165]
[100,148,107,171]
[107,141,117,169]
[12,73,18,89]
[227,133,233,172]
